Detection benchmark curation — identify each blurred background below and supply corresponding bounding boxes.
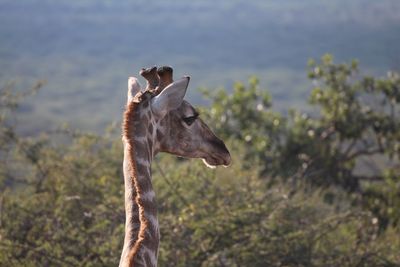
[1,0,399,133]
[1,1,400,266]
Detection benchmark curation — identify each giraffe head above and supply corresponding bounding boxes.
[127,66,231,167]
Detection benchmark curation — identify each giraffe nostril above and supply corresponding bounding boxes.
[223,153,232,166]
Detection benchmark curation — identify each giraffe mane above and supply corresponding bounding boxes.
[122,99,151,265]
[121,84,175,265]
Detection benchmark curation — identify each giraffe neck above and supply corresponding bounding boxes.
[120,101,159,267]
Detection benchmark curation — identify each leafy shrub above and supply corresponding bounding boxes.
[0,56,399,266]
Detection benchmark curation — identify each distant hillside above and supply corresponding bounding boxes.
[0,0,399,133]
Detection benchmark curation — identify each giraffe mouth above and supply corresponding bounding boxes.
[201,136,231,168]
[202,158,218,169]
[202,154,231,168]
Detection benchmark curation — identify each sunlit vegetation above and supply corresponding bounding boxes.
[0,56,399,266]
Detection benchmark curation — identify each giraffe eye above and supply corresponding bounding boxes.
[182,115,198,126]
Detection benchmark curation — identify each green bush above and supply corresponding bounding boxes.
[0,56,399,266]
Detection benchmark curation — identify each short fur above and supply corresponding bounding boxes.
[122,95,153,266]
[120,68,231,266]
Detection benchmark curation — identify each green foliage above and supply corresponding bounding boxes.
[1,56,400,266]
[155,154,399,266]
[200,76,284,173]
[202,55,400,229]
[0,133,125,266]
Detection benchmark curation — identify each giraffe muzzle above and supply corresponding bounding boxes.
[203,138,231,167]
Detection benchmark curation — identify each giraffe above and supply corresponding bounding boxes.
[119,66,231,267]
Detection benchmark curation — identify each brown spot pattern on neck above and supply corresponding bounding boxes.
[122,100,149,266]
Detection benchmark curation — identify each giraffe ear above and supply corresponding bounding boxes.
[151,76,190,116]
[127,77,142,103]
